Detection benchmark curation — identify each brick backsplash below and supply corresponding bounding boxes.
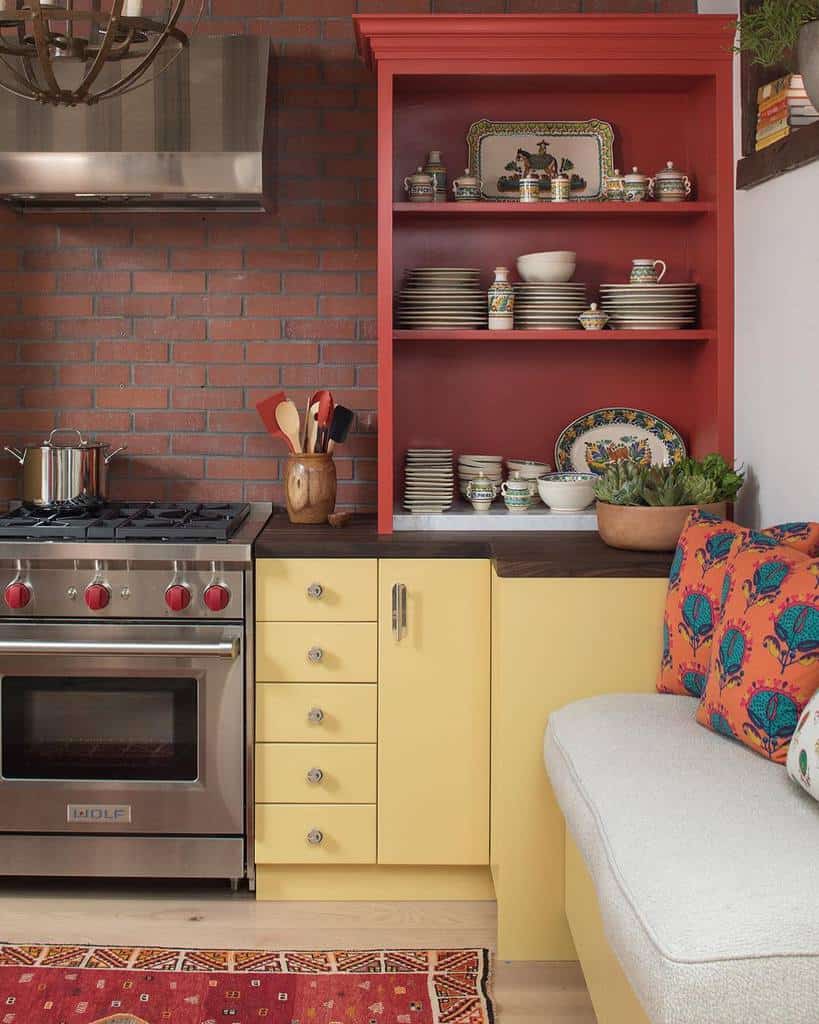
[0,0,693,512]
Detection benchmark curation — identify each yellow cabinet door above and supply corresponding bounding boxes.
[256,743,377,804]
[256,683,377,743]
[256,559,377,622]
[377,559,490,866]
[256,622,377,683]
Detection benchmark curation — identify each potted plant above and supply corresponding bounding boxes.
[593,454,745,552]
[734,0,819,109]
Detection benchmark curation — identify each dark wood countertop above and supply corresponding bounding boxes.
[254,513,674,579]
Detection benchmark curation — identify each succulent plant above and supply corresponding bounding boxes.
[593,454,744,507]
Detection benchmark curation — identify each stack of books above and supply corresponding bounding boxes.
[756,74,819,151]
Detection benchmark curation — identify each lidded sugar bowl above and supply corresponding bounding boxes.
[623,166,650,202]
[649,161,693,202]
[452,168,482,202]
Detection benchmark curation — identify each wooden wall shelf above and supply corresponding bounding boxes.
[355,14,736,534]
[394,202,715,217]
[736,121,819,190]
[395,330,713,343]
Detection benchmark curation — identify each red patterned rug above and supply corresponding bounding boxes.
[0,942,493,1024]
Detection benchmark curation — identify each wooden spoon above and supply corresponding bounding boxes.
[274,398,302,454]
[305,401,320,454]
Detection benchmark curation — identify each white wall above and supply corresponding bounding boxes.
[700,0,819,527]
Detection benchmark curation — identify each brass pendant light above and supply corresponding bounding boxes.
[0,0,203,106]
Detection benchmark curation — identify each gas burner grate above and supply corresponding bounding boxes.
[0,502,251,541]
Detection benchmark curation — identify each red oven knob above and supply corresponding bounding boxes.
[84,583,111,611]
[165,584,191,612]
[203,583,231,612]
[4,581,31,609]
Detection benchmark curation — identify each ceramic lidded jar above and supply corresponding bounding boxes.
[501,471,531,513]
[518,172,541,203]
[465,471,497,511]
[578,302,609,331]
[623,166,650,202]
[603,168,625,201]
[551,173,571,203]
[649,161,693,202]
[403,167,434,202]
[488,266,514,330]
[452,168,482,202]
[423,150,447,200]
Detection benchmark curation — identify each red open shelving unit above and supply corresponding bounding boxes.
[355,15,735,534]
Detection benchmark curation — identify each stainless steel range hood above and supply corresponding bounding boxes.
[0,35,271,212]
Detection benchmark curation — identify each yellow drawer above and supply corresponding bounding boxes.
[256,683,377,743]
[256,559,377,622]
[256,743,376,804]
[255,804,376,864]
[256,622,377,683]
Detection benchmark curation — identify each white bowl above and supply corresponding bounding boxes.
[516,257,576,283]
[537,472,597,512]
[518,250,576,262]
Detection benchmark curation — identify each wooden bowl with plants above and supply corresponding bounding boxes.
[594,454,745,551]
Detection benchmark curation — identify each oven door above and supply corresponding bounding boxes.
[0,621,243,836]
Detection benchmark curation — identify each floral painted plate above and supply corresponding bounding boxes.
[554,407,686,474]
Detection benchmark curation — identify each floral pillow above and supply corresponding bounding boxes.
[787,690,819,802]
[695,544,819,763]
[657,513,819,698]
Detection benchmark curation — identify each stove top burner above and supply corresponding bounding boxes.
[0,502,251,541]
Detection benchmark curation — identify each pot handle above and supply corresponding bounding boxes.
[48,427,85,447]
[3,446,24,465]
[104,444,127,465]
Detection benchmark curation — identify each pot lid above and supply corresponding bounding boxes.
[654,160,687,180]
[39,428,109,450]
[624,166,648,182]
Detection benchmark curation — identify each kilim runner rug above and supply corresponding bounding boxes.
[0,942,493,1024]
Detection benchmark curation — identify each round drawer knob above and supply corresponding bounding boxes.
[307,582,324,600]
[307,829,324,846]
[307,646,324,664]
[306,767,324,784]
[307,707,324,724]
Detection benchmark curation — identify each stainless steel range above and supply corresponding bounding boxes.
[0,501,271,887]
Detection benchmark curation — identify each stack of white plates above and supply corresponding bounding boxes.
[403,449,454,512]
[397,268,486,330]
[457,454,503,499]
[598,283,699,330]
[513,283,588,329]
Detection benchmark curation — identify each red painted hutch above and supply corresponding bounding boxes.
[354,15,735,534]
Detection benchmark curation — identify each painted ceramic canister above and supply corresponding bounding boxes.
[488,266,514,329]
[623,166,650,202]
[649,161,693,202]
[403,167,434,202]
[630,258,667,285]
[578,302,609,330]
[603,168,626,201]
[501,473,531,512]
[551,173,571,203]
[452,168,482,202]
[423,150,447,200]
[466,471,498,510]
[518,173,541,203]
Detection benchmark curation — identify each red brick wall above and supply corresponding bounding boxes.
[0,0,693,511]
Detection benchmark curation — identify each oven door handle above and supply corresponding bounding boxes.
[0,638,240,658]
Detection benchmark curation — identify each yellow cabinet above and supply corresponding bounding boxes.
[490,571,667,961]
[256,559,377,622]
[256,804,376,864]
[257,683,377,743]
[377,559,490,866]
[256,622,377,683]
[256,743,377,804]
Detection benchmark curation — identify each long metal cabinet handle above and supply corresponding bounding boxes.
[0,639,240,659]
[391,583,407,641]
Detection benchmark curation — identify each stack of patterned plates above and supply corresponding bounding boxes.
[457,454,503,499]
[397,268,486,330]
[403,449,454,512]
[598,283,699,330]
[513,283,588,329]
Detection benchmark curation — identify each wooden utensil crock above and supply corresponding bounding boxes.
[284,453,337,524]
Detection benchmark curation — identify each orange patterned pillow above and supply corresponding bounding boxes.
[657,513,819,698]
[695,544,819,762]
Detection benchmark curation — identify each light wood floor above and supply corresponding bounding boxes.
[0,879,596,1023]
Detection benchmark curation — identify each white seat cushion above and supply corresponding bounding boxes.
[545,693,819,1024]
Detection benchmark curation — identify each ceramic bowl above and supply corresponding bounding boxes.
[516,251,577,284]
[537,472,596,512]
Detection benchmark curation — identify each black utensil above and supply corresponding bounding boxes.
[327,405,354,453]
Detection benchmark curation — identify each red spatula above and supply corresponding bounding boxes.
[316,390,334,453]
[255,391,286,440]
